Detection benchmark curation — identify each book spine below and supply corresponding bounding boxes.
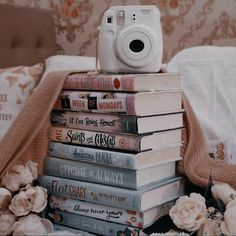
[54,91,135,114]
[39,175,140,211]
[48,142,138,169]
[51,110,138,134]
[48,127,141,151]
[52,223,95,236]
[64,74,135,91]
[47,210,140,236]
[50,195,145,228]
[44,157,138,189]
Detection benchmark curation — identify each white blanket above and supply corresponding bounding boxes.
[37,55,97,91]
[41,55,97,81]
[167,46,236,164]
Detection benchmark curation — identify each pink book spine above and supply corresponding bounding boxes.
[64,74,136,91]
[54,91,137,115]
[48,127,141,151]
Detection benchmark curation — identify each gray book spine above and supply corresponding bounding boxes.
[44,157,138,189]
[39,175,140,211]
[48,142,138,169]
[48,210,140,236]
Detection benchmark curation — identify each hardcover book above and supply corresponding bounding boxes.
[50,195,175,228]
[53,90,182,116]
[64,72,182,92]
[48,142,182,170]
[39,175,184,211]
[44,156,178,189]
[47,210,140,236]
[53,223,95,235]
[48,127,182,152]
[50,110,184,134]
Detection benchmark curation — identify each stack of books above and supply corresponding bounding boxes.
[39,72,185,235]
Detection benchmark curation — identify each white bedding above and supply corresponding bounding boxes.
[167,46,236,164]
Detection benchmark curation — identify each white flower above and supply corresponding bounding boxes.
[197,218,222,236]
[221,200,236,235]
[0,187,12,210]
[169,193,207,231]
[211,183,236,205]
[0,209,16,236]
[9,190,31,216]
[151,230,190,235]
[1,160,38,192]
[30,185,48,213]
[9,184,48,216]
[12,214,53,235]
[26,160,38,179]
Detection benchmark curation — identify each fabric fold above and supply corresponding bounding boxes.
[0,71,70,175]
[180,93,236,188]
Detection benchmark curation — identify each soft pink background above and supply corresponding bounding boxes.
[1,0,236,62]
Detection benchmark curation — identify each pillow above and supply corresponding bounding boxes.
[0,63,44,141]
[167,46,236,164]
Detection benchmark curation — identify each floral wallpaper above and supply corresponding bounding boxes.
[1,0,236,62]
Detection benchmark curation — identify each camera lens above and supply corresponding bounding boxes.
[129,39,144,53]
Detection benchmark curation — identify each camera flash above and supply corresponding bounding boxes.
[117,10,125,25]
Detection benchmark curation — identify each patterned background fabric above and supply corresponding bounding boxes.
[0,0,236,62]
[0,63,43,141]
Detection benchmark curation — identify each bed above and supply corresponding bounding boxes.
[0,4,57,67]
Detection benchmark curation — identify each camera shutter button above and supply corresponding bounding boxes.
[105,30,115,39]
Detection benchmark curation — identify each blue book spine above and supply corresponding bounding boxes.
[39,175,183,211]
[44,156,138,189]
[48,141,138,169]
[48,210,140,236]
[39,175,140,211]
[52,223,95,235]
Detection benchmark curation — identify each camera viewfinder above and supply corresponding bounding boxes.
[107,16,113,24]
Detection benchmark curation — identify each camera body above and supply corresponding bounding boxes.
[98,5,163,73]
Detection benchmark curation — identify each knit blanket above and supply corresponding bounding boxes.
[1,68,236,188]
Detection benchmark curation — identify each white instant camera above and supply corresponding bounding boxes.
[98,5,163,73]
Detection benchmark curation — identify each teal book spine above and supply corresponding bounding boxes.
[47,210,140,236]
[39,175,141,211]
[52,223,95,235]
[39,175,183,211]
[44,157,138,189]
[48,142,138,169]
